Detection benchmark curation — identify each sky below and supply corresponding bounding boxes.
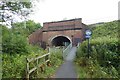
[29,0,119,25]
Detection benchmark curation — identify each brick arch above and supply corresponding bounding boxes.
[51,35,71,46]
[46,34,72,46]
[50,35,72,43]
[28,18,88,48]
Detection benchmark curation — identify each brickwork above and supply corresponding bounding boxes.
[29,18,88,47]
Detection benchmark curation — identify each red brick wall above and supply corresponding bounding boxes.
[42,29,84,46]
[28,29,43,44]
[28,18,87,46]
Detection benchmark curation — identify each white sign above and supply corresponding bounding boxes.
[85,35,91,38]
[85,30,92,39]
[85,30,92,36]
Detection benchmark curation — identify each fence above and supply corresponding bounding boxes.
[26,53,50,80]
[63,43,72,60]
[49,46,63,53]
[77,43,80,48]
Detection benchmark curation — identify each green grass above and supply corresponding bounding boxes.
[33,48,63,78]
[89,20,118,38]
[2,47,63,78]
[75,57,119,78]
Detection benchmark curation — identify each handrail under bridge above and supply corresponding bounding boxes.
[63,43,72,60]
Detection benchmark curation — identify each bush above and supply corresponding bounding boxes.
[89,20,118,38]
[36,48,63,78]
[2,26,30,54]
[75,57,111,78]
[2,53,26,78]
[2,50,45,78]
[2,34,30,54]
[2,47,63,78]
[76,36,120,78]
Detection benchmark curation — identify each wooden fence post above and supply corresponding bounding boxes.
[36,58,39,77]
[26,58,29,80]
[26,53,51,79]
[48,53,51,66]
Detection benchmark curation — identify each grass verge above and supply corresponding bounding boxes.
[75,57,119,78]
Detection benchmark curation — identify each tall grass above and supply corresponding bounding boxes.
[2,47,63,78]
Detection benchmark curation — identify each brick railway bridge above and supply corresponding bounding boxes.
[29,18,88,48]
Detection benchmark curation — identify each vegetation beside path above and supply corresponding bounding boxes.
[1,21,63,78]
[75,20,120,78]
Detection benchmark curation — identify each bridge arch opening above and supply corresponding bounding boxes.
[51,36,71,47]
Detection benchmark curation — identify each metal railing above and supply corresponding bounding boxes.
[49,46,63,53]
[63,43,72,60]
[77,43,80,48]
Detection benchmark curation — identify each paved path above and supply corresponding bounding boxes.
[54,47,77,78]
[66,47,77,61]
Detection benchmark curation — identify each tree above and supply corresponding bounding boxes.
[2,24,29,54]
[2,19,42,54]
[13,20,42,36]
[26,20,42,34]
[0,1,32,27]
[1,1,42,54]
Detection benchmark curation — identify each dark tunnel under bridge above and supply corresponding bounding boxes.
[51,36,71,47]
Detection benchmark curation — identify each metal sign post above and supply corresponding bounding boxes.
[87,38,90,58]
[85,30,92,58]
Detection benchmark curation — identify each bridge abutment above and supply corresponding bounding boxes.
[29,18,88,48]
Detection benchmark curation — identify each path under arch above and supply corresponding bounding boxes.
[51,36,71,46]
[54,47,77,78]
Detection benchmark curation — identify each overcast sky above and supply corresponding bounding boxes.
[29,0,119,25]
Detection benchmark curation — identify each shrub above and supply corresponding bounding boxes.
[2,50,45,78]
[2,47,63,78]
[2,53,26,78]
[89,20,118,38]
[76,36,120,78]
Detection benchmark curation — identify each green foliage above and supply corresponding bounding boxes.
[2,26,29,54]
[2,23,63,78]
[76,37,119,78]
[0,1,32,23]
[50,48,63,66]
[35,48,63,78]
[26,20,42,34]
[3,35,28,54]
[13,20,42,36]
[4,1,32,11]
[2,53,26,78]
[75,57,119,78]
[2,51,46,78]
[2,21,46,78]
[89,20,118,38]
[4,48,63,78]
[77,37,119,66]
[2,20,42,54]
[76,20,119,78]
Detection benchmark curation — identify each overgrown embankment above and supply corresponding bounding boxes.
[75,20,120,78]
[2,48,63,78]
[1,21,63,78]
